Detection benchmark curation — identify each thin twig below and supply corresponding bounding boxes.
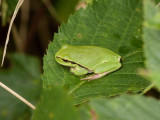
[1,0,24,67]
[156,2,160,8]
[0,82,36,110]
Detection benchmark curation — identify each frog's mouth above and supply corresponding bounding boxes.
[58,57,93,73]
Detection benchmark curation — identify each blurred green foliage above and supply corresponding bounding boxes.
[143,0,160,90]
[54,0,79,22]
[88,95,160,120]
[32,87,78,120]
[0,53,41,120]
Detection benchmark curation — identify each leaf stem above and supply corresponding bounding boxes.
[0,82,36,110]
[140,83,155,95]
[156,2,160,8]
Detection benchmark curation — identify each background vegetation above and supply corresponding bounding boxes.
[0,0,160,119]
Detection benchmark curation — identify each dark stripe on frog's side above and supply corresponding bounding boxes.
[56,57,93,73]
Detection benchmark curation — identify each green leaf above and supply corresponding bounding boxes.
[31,87,78,120]
[0,53,41,120]
[43,0,149,104]
[1,0,18,25]
[143,0,160,90]
[88,95,160,120]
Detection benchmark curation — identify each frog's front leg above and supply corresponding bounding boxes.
[70,65,88,76]
[81,62,121,81]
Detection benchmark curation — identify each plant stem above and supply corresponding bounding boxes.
[140,83,155,95]
[156,2,160,8]
[0,82,36,110]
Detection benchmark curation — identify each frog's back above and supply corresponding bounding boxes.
[57,45,120,70]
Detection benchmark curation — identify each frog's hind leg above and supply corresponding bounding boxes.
[81,62,121,81]
[81,72,108,81]
[70,65,88,76]
[94,61,121,74]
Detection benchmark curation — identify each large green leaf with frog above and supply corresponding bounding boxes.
[43,0,149,104]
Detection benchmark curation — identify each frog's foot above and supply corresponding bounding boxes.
[81,72,108,81]
[70,66,88,76]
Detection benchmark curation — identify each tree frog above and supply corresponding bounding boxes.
[55,44,121,81]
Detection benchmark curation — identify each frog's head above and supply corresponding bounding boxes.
[117,56,121,62]
[113,55,121,62]
[55,44,72,60]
